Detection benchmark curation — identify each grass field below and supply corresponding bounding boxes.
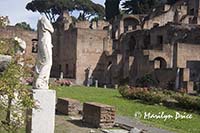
[56,86,200,133]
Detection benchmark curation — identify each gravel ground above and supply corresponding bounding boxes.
[55,114,174,133]
[55,114,103,133]
[115,116,174,133]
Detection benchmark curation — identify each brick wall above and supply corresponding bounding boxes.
[0,26,37,55]
[56,98,81,115]
[177,43,200,68]
[83,102,115,128]
[76,28,108,85]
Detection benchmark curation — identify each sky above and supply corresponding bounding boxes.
[0,0,105,29]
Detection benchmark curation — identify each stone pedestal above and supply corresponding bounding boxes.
[26,89,56,133]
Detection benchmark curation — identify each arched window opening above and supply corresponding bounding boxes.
[154,57,167,69]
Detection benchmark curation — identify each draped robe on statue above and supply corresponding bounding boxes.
[34,16,54,89]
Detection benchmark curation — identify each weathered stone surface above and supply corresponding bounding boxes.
[130,128,143,133]
[26,89,56,133]
[0,26,37,57]
[83,102,115,128]
[101,129,129,133]
[0,54,11,72]
[51,0,200,92]
[0,54,11,62]
[56,98,81,115]
[33,16,54,90]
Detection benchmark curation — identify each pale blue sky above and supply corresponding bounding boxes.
[0,0,105,29]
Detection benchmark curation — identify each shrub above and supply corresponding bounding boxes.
[21,77,34,85]
[118,86,166,104]
[134,91,164,104]
[0,39,15,55]
[55,79,72,86]
[194,82,200,93]
[0,38,35,132]
[172,94,200,111]
[167,80,175,90]
[119,77,129,86]
[119,85,200,112]
[118,85,149,98]
[0,62,35,132]
[135,74,159,87]
[118,85,130,97]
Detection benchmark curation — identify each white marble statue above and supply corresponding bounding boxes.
[87,66,93,86]
[14,37,26,66]
[14,37,26,54]
[33,16,54,89]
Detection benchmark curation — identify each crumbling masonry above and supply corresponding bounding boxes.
[51,0,200,93]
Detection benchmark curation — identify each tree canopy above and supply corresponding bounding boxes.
[0,38,35,132]
[166,0,177,5]
[105,0,121,21]
[26,0,105,22]
[122,0,161,14]
[121,0,179,14]
[15,22,34,31]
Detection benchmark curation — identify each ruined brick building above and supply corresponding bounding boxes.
[51,12,111,84]
[51,0,200,93]
[0,25,37,61]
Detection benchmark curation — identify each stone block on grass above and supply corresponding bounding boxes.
[56,98,81,115]
[83,102,115,128]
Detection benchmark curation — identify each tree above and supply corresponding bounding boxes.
[26,0,105,22]
[0,16,10,27]
[15,22,34,31]
[26,0,56,22]
[0,38,35,132]
[105,0,121,21]
[122,0,161,14]
[91,3,105,20]
[166,0,177,5]
[74,0,104,20]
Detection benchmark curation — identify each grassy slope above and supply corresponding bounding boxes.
[56,86,200,133]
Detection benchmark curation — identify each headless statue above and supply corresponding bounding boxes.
[14,37,26,66]
[33,16,54,89]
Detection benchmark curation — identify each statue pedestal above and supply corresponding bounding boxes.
[26,89,56,133]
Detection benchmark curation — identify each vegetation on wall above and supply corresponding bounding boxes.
[121,0,178,15]
[0,39,15,56]
[15,22,34,31]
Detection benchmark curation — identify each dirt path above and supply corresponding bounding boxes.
[115,116,174,133]
[55,114,102,133]
[55,114,174,133]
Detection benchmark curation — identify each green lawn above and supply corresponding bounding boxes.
[56,86,200,133]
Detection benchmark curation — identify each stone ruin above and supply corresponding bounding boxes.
[1,1,200,93]
[56,98,81,116]
[0,54,11,73]
[83,102,115,128]
[56,98,116,129]
[51,0,200,93]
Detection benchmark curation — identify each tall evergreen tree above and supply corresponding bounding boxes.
[166,0,177,5]
[122,0,161,14]
[15,22,34,31]
[105,0,121,21]
[26,0,105,22]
